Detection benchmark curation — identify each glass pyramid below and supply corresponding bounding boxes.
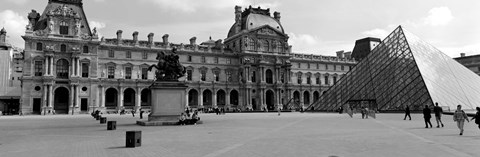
[310,26,480,111]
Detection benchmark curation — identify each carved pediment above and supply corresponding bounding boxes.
[47,4,80,18]
[254,26,286,37]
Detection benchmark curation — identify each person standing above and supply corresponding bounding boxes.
[453,105,469,135]
[139,108,144,119]
[433,102,444,128]
[423,105,433,128]
[471,107,480,131]
[404,105,411,120]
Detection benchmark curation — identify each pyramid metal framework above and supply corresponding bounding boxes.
[310,26,480,111]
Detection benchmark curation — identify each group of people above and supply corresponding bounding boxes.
[178,110,200,125]
[119,108,146,119]
[407,102,480,136]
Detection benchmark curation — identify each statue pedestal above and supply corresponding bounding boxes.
[137,82,187,126]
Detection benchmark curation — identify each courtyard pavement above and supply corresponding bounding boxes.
[0,112,479,157]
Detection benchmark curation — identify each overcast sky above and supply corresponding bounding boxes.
[1,0,479,57]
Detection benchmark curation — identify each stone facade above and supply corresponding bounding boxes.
[455,53,480,76]
[0,28,24,115]
[20,0,356,114]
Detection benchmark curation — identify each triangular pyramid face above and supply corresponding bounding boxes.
[311,26,480,111]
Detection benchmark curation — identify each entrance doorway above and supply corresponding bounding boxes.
[81,98,88,112]
[266,90,275,110]
[54,87,69,114]
[33,98,41,114]
[105,88,118,109]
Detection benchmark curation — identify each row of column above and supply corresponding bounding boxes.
[70,57,80,77]
[44,56,54,76]
[244,66,291,84]
[42,84,53,108]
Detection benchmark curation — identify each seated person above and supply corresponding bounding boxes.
[189,111,200,125]
[178,113,187,125]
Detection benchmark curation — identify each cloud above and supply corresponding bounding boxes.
[6,0,28,5]
[0,10,29,48]
[424,7,453,26]
[144,0,280,13]
[361,28,389,39]
[89,21,107,29]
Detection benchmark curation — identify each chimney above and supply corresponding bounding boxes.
[116,30,123,44]
[147,33,154,44]
[460,53,466,57]
[344,51,352,59]
[132,31,138,42]
[274,12,281,21]
[190,37,197,45]
[162,34,169,44]
[336,50,345,58]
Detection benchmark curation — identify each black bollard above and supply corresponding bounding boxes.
[107,121,116,130]
[126,131,141,148]
[100,117,107,124]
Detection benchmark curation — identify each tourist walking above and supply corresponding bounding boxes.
[139,108,144,119]
[423,105,433,128]
[471,107,480,131]
[433,102,444,128]
[453,105,469,135]
[404,105,411,120]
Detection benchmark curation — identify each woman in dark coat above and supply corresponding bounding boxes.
[423,105,433,128]
[471,107,480,130]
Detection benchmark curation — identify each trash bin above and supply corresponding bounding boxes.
[126,131,141,148]
[107,121,116,130]
[100,117,107,124]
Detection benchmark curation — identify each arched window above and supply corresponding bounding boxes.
[61,44,67,52]
[266,69,273,84]
[263,40,269,52]
[83,46,88,53]
[56,59,69,79]
[60,21,68,35]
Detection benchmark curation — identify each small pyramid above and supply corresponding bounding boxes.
[310,26,480,111]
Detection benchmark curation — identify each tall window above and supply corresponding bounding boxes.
[125,67,132,79]
[200,70,206,81]
[333,76,337,84]
[334,65,337,71]
[214,72,220,81]
[126,51,131,58]
[226,71,232,82]
[324,75,329,85]
[34,61,43,76]
[201,56,206,63]
[307,75,311,84]
[316,63,319,69]
[298,63,301,68]
[187,70,192,81]
[276,41,282,53]
[60,21,68,35]
[108,66,115,79]
[141,67,148,80]
[251,71,256,82]
[56,59,69,79]
[325,64,329,70]
[316,76,320,85]
[297,73,302,84]
[214,57,219,64]
[341,65,345,71]
[108,50,114,58]
[81,63,89,78]
[61,44,67,52]
[36,43,43,51]
[248,38,255,50]
[142,52,148,59]
[187,56,192,62]
[226,58,231,64]
[266,70,273,84]
[263,40,269,52]
[83,46,88,53]
[307,63,310,69]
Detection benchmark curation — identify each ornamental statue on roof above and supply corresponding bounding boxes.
[148,47,186,81]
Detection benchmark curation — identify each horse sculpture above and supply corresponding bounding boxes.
[148,48,186,81]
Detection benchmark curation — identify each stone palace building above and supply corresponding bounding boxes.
[20,0,356,115]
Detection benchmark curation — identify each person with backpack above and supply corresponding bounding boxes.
[470,107,480,131]
[453,105,469,135]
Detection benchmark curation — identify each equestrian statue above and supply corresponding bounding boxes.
[148,47,186,81]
